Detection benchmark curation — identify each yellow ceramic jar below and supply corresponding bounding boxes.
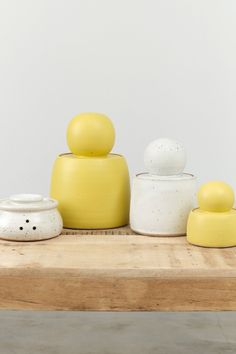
[187,181,236,248]
[50,113,130,229]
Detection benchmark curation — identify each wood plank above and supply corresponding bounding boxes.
[0,226,236,311]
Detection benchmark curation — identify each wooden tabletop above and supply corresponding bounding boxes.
[0,226,236,311]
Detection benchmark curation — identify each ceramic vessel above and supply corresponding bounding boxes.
[130,138,197,236]
[187,181,236,247]
[50,113,130,229]
[0,194,63,241]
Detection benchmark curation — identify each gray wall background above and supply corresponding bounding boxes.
[0,0,236,197]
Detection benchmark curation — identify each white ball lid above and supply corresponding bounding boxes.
[144,138,187,176]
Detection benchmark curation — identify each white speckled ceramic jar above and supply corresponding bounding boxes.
[0,194,63,241]
[130,173,197,236]
[130,138,197,236]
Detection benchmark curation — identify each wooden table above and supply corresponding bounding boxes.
[0,226,235,311]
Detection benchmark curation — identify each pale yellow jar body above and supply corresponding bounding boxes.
[50,153,130,229]
[187,209,236,248]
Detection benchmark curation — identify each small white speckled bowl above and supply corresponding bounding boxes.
[0,194,63,241]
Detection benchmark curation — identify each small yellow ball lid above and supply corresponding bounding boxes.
[198,181,234,212]
[67,113,115,156]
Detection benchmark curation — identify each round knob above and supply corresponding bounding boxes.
[198,181,234,212]
[144,138,186,175]
[67,113,115,157]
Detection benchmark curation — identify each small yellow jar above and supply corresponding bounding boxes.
[187,181,236,248]
[50,113,130,229]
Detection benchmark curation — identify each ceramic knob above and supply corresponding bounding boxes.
[198,181,234,212]
[144,138,186,175]
[10,194,43,203]
[67,113,115,156]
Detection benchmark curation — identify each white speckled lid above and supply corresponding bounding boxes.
[144,138,187,176]
[0,194,58,212]
[136,172,196,181]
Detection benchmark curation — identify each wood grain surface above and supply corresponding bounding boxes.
[0,226,236,311]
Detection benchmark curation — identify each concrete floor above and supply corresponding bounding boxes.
[0,312,235,354]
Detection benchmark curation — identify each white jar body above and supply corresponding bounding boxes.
[0,209,63,241]
[130,174,197,236]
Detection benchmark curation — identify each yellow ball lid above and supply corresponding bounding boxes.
[67,113,115,157]
[198,181,234,212]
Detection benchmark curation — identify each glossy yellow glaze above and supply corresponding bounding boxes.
[51,113,130,229]
[187,181,236,248]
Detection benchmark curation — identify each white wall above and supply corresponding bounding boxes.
[0,0,235,197]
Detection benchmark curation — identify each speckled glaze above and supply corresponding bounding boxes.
[130,173,197,236]
[0,194,63,241]
[130,138,197,236]
[144,138,186,176]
